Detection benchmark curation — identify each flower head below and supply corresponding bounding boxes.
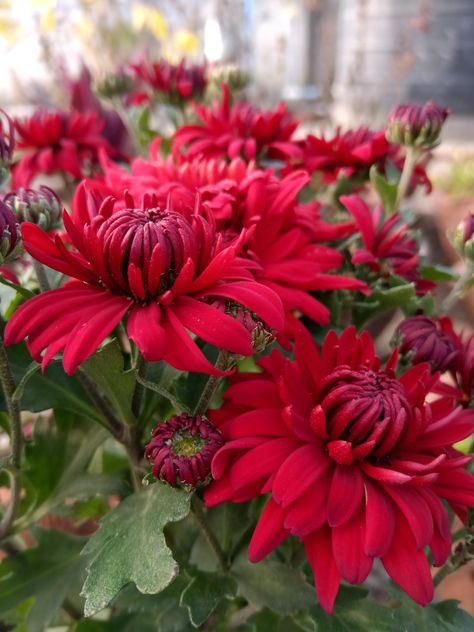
[130,58,207,105]
[146,413,222,487]
[395,315,458,372]
[95,71,135,99]
[173,84,298,162]
[0,200,21,264]
[4,186,61,231]
[451,212,474,261]
[386,101,449,149]
[205,326,474,613]
[341,194,434,295]
[12,110,117,188]
[4,184,283,375]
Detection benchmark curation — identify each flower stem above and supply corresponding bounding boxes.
[395,146,420,211]
[441,261,474,313]
[0,340,23,540]
[191,494,227,570]
[194,350,230,416]
[132,353,148,420]
[31,259,51,293]
[76,369,124,439]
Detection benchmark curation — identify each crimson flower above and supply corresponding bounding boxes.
[12,110,117,188]
[130,58,207,105]
[173,84,298,162]
[274,127,391,184]
[396,315,458,372]
[4,184,283,375]
[145,413,222,487]
[433,321,474,407]
[341,194,434,295]
[91,149,365,331]
[205,326,474,613]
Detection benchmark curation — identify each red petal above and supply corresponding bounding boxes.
[304,526,341,614]
[332,508,373,584]
[327,465,364,527]
[364,480,395,557]
[127,302,166,361]
[248,497,289,562]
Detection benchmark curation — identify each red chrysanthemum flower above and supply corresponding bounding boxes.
[4,183,283,375]
[433,321,474,407]
[12,110,117,188]
[396,315,458,372]
[273,126,391,184]
[205,326,474,613]
[173,84,298,162]
[341,194,435,295]
[145,413,222,487]
[90,149,365,332]
[130,58,207,105]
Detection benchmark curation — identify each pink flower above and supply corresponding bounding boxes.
[396,315,458,372]
[12,110,118,188]
[341,194,435,295]
[205,326,474,613]
[130,58,207,105]
[173,84,298,162]
[4,184,283,375]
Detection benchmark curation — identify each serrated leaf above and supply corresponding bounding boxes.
[81,340,135,423]
[180,568,237,627]
[0,530,86,632]
[370,165,399,214]
[81,483,191,617]
[231,553,315,614]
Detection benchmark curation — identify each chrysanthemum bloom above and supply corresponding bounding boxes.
[341,194,435,295]
[273,127,391,184]
[146,413,222,487]
[4,184,283,375]
[0,109,15,185]
[386,101,449,149]
[90,149,365,330]
[4,186,61,231]
[0,200,21,264]
[205,326,474,613]
[451,212,474,261]
[173,84,298,162]
[12,110,117,188]
[395,315,458,372]
[433,322,474,407]
[130,58,207,105]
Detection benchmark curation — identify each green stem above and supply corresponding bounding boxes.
[0,340,23,540]
[76,369,124,439]
[31,259,51,292]
[191,494,227,570]
[441,261,474,313]
[194,350,230,415]
[433,561,455,588]
[395,146,420,211]
[132,353,148,420]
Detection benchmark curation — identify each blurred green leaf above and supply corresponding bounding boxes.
[231,553,314,614]
[421,264,459,283]
[81,483,191,617]
[0,530,86,632]
[180,567,237,627]
[370,165,399,214]
[82,340,135,423]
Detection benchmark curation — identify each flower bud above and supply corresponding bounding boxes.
[451,212,474,261]
[395,315,458,372]
[0,110,15,186]
[95,72,135,99]
[4,186,62,231]
[145,413,223,488]
[226,302,275,353]
[0,200,21,263]
[386,101,449,149]
[209,65,249,92]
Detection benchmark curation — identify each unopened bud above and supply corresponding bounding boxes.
[386,101,449,149]
[451,212,474,261]
[0,200,21,263]
[4,186,62,231]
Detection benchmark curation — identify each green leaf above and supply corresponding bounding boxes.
[18,412,119,528]
[370,165,399,214]
[180,567,237,627]
[0,529,86,632]
[421,264,459,282]
[81,340,135,423]
[231,553,315,614]
[0,342,100,419]
[370,283,416,309]
[81,483,192,617]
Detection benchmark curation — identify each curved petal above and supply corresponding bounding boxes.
[248,497,289,562]
[127,302,167,361]
[304,526,341,614]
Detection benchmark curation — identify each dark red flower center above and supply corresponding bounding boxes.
[96,207,198,299]
[318,367,411,463]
